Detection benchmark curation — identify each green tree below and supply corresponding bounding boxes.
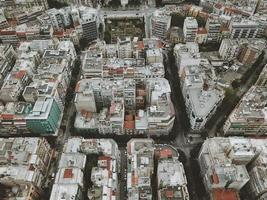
[104,31,111,44]
[171,13,185,28]
[231,79,241,89]
[196,16,206,27]
[47,0,68,9]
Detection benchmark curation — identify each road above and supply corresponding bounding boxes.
[207,49,267,136]
[163,48,204,200]
[119,148,127,200]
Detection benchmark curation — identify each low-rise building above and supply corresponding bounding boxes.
[26,97,62,135]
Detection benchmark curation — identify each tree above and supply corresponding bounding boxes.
[47,0,68,9]
[79,38,89,50]
[171,13,185,28]
[104,31,111,44]
[231,79,241,89]
[196,16,206,27]
[155,0,162,7]
[108,0,121,7]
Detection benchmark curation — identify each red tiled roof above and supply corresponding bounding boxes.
[0,114,14,120]
[214,3,223,9]
[212,189,240,200]
[15,70,26,79]
[125,114,134,121]
[63,168,73,178]
[159,148,173,158]
[124,120,135,129]
[211,169,219,184]
[165,190,174,198]
[137,41,144,49]
[220,27,229,32]
[197,28,208,34]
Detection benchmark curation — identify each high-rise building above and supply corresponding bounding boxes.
[229,18,259,39]
[80,7,98,41]
[46,9,65,30]
[151,9,171,40]
[173,42,201,76]
[219,39,241,61]
[183,17,198,42]
[26,97,62,135]
[181,65,224,130]
[223,86,267,136]
[205,18,221,42]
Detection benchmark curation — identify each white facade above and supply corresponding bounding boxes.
[151,9,171,40]
[219,39,241,60]
[183,17,198,42]
[229,18,259,39]
[174,42,201,76]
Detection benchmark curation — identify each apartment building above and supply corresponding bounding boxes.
[173,42,201,77]
[46,9,65,30]
[0,9,8,29]
[151,9,171,40]
[0,70,31,102]
[183,17,198,42]
[0,0,48,10]
[117,37,133,59]
[80,7,98,42]
[199,137,267,200]
[74,78,174,135]
[156,145,189,200]
[181,65,224,130]
[229,18,259,39]
[223,86,267,136]
[0,44,17,67]
[146,79,175,135]
[219,39,242,61]
[205,18,221,42]
[50,137,120,200]
[0,137,52,199]
[127,139,154,200]
[198,137,251,199]
[0,102,32,136]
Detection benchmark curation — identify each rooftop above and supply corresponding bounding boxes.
[229,86,267,122]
